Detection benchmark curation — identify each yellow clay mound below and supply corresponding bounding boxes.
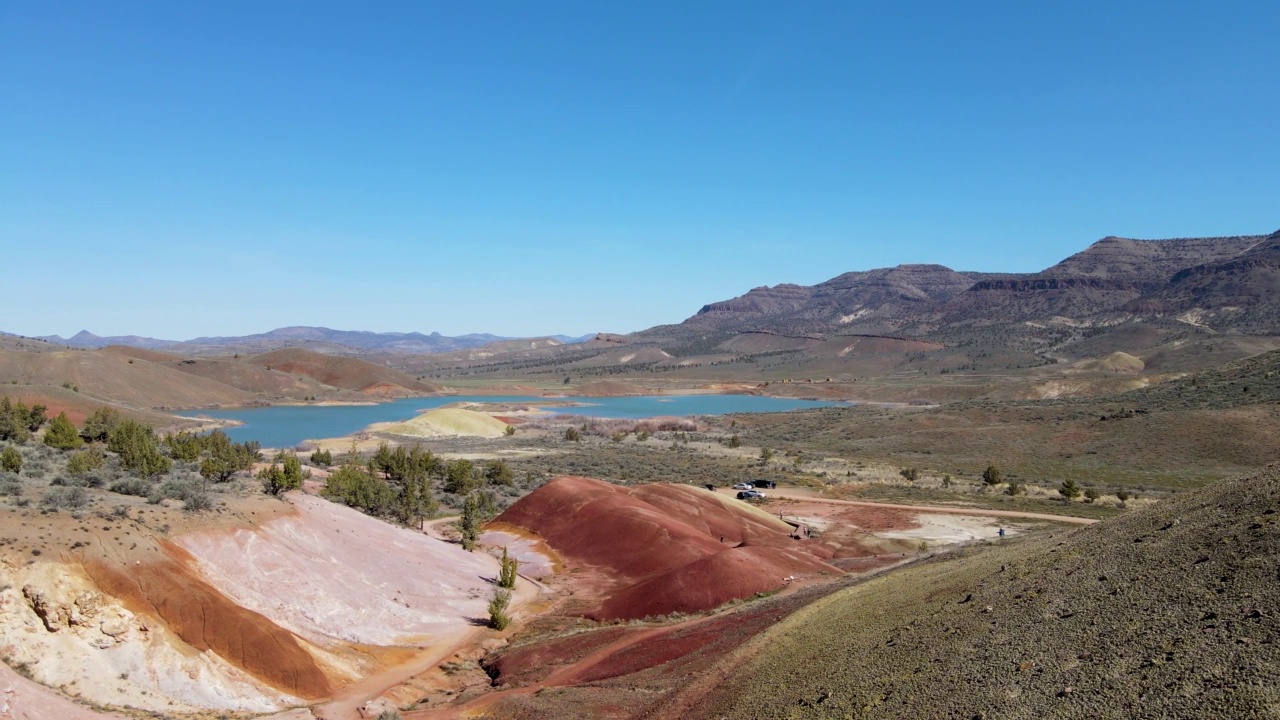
[385,408,510,438]
[1078,351,1145,373]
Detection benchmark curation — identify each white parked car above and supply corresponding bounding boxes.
[732,482,754,490]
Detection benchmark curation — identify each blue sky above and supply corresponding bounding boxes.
[3,1,1278,339]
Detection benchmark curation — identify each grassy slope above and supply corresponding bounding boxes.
[0,349,256,408]
[730,401,1280,491]
[682,464,1280,720]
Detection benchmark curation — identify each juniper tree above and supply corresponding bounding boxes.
[43,412,83,450]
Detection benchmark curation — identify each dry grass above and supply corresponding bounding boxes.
[676,463,1280,719]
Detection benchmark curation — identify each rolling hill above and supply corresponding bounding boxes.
[243,348,444,397]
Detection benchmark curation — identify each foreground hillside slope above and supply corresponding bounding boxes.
[679,465,1280,720]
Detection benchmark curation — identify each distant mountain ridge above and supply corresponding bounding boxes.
[36,326,593,355]
[675,229,1280,338]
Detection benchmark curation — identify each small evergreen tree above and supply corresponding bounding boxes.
[563,427,581,442]
[1059,478,1082,500]
[309,448,333,467]
[79,408,122,443]
[982,465,1002,486]
[1,446,22,474]
[899,467,919,482]
[498,547,518,589]
[66,447,105,475]
[460,492,481,551]
[487,588,512,630]
[1083,487,1101,503]
[162,431,203,461]
[259,452,306,495]
[108,420,171,477]
[728,434,741,448]
[444,459,477,494]
[484,459,514,487]
[44,412,83,450]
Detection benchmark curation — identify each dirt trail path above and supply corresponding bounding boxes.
[722,488,1099,525]
[314,574,541,720]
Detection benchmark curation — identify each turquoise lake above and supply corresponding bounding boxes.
[186,395,844,448]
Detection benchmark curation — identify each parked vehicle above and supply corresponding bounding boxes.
[736,490,766,500]
[732,482,754,490]
[751,479,777,489]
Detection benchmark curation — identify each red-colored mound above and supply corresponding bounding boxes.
[495,477,843,619]
[593,545,836,621]
[496,476,722,578]
[627,483,793,546]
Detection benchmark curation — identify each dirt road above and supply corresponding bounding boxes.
[716,487,1099,525]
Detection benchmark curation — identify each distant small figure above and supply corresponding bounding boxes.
[998,528,1006,538]
[720,535,724,543]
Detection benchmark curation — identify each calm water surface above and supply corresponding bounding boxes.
[185,394,843,448]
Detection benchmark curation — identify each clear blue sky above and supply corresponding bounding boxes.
[3,1,1277,340]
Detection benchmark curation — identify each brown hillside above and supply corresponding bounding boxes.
[494,477,842,619]
[0,349,255,409]
[244,348,443,396]
[99,345,183,363]
[160,357,367,401]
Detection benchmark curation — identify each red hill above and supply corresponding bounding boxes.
[494,476,842,620]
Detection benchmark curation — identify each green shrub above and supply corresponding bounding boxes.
[108,421,171,477]
[79,408,121,443]
[67,448,106,475]
[498,547,518,589]
[1059,478,1082,500]
[0,446,22,474]
[488,588,512,630]
[43,413,83,450]
[259,452,305,495]
[309,448,333,467]
[982,465,1002,486]
[109,477,152,497]
[42,487,87,509]
[564,427,581,442]
[184,492,214,513]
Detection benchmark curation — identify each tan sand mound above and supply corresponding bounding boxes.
[383,407,511,438]
[495,477,842,619]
